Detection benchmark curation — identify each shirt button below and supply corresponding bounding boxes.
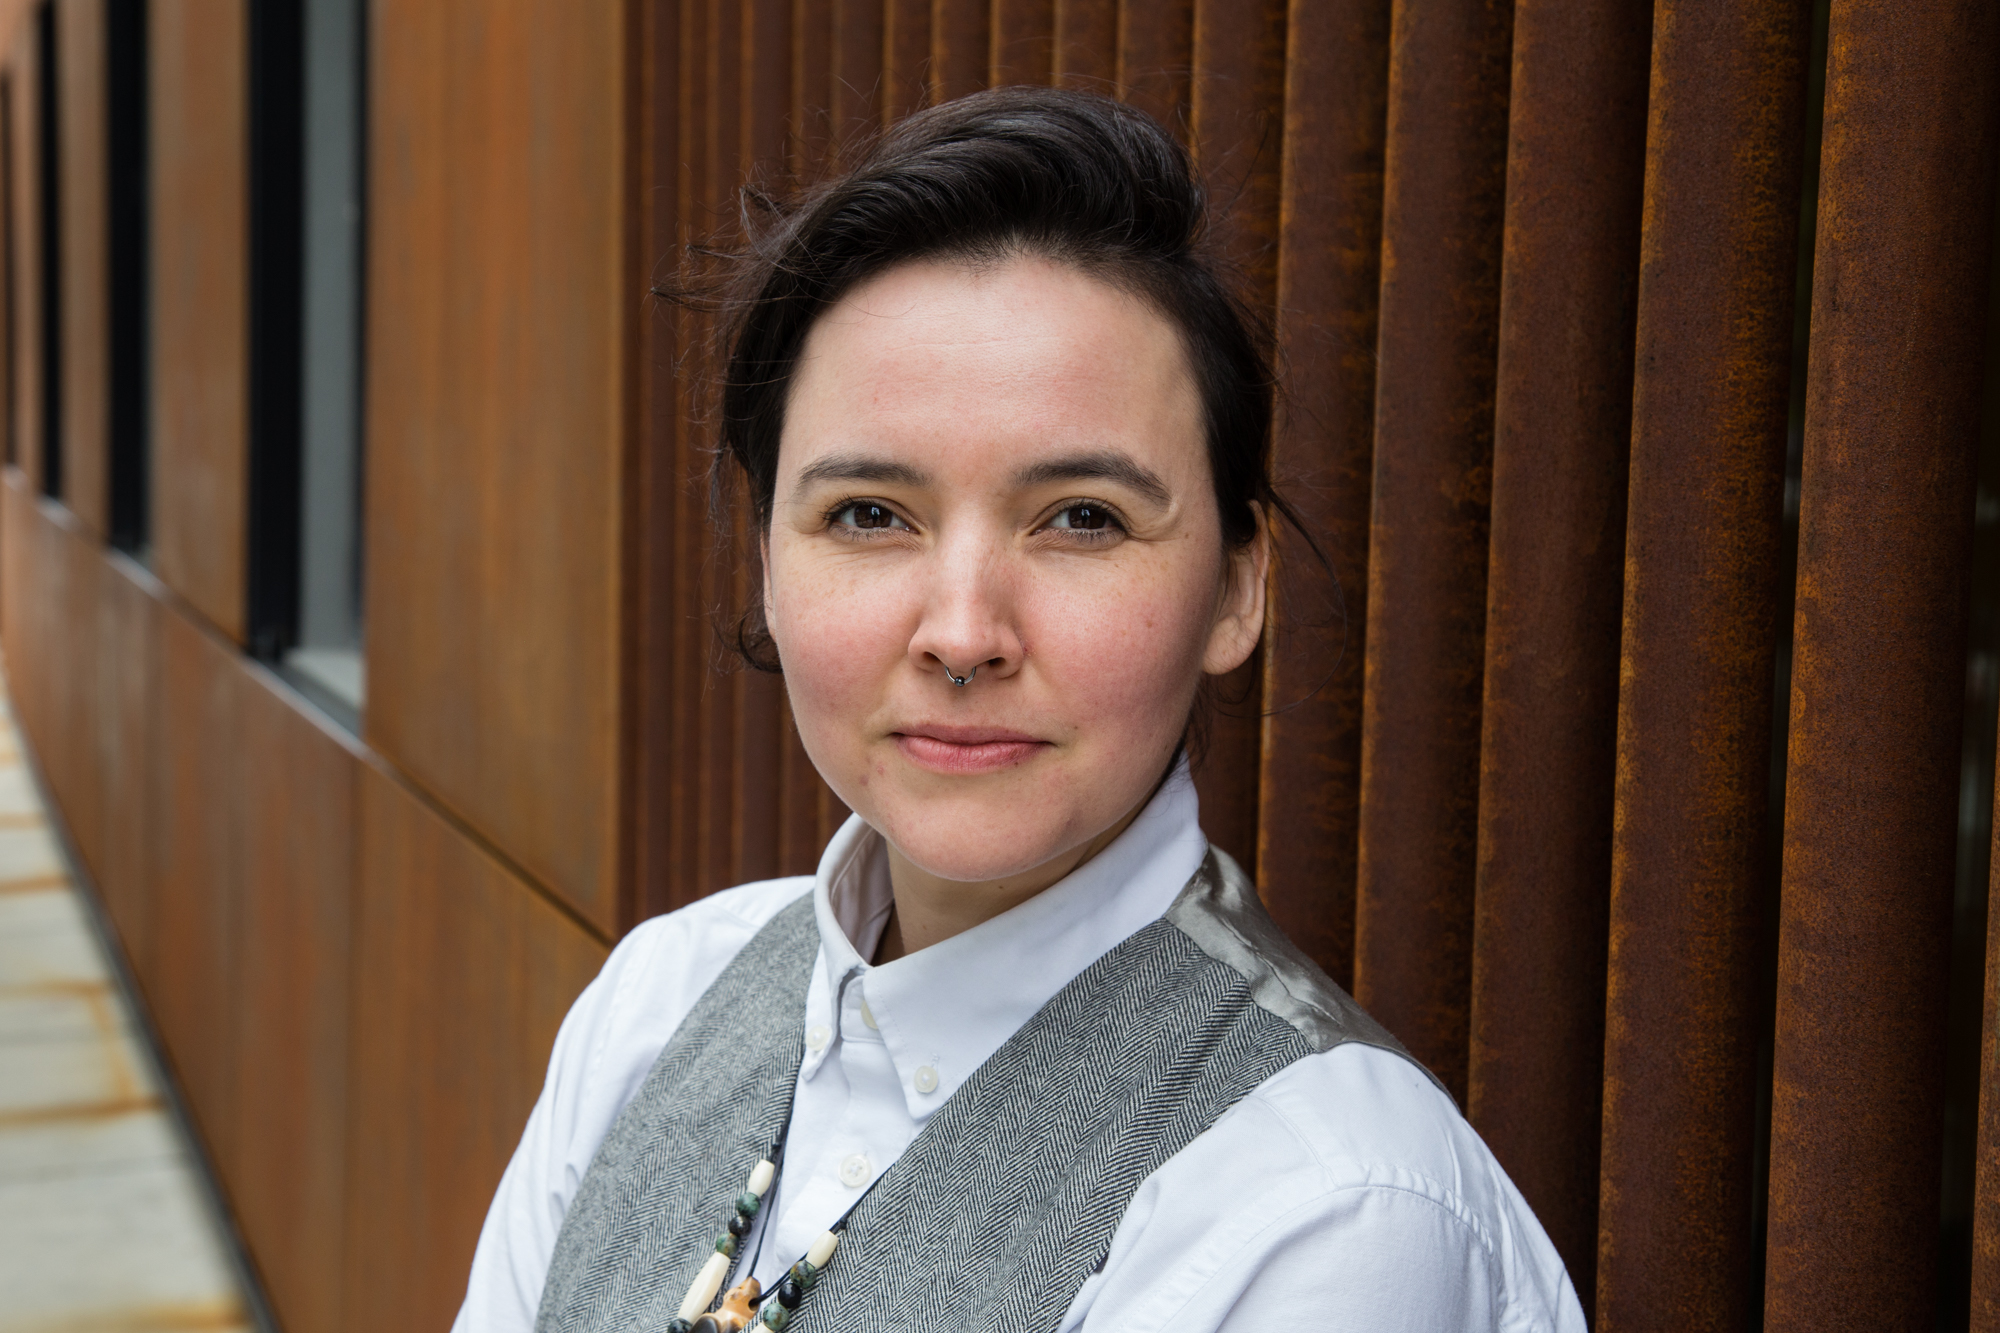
[859,997,879,1030]
[806,1024,830,1053]
[913,1065,938,1094]
[839,1153,871,1188]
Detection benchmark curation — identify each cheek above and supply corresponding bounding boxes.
[767,548,910,751]
[1020,552,1217,737]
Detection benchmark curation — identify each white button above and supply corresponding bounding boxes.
[859,997,879,1030]
[806,1024,830,1053]
[839,1153,872,1188]
[913,1065,938,1094]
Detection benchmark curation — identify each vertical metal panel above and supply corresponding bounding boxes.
[1115,0,1190,137]
[791,0,832,165]
[57,0,105,537]
[343,761,608,1331]
[1595,0,1812,1327]
[633,0,682,923]
[149,0,246,642]
[1762,0,2000,1325]
[1185,0,1282,871]
[1352,0,1514,1106]
[883,0,931,119]
[1052,0,1114,86]
[1254,0,1390,989]
[830,0,882,143]
[1467,0,1649,1307]
[990,0,1052,84]
[235,668,359,1333]
[1981,791,2000,1329]
[929,0,988,103]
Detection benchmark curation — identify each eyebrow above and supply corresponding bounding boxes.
[790,453,933,496]
[1012,452,1173,507]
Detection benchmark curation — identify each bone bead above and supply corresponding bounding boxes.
[747,1160,776,1195]
[678,1251,732,1321]
[805,1231,839,1268]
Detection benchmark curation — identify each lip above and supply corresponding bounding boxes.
[892,724,1050,775]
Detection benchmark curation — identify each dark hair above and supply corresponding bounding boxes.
[684,85,1307,672]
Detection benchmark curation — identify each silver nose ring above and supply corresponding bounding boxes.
[943,662,978,687]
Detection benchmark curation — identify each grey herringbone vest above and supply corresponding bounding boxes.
[536,849,1432,1333]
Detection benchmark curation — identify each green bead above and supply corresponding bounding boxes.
[788,1260,817,1290]
[760,1304,790,1330]
[715,1233,737,1257]
[736,1191,761,1218]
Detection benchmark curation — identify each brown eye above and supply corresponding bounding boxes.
[834,502,908,531]
[1049,504,1111,531]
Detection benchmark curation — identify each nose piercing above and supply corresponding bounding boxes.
[943,662,978,687]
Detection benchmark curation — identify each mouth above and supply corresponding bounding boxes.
[891,725,1050,775]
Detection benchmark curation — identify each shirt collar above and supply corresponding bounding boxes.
[805,761,1208,1118]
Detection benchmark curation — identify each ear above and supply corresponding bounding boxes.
[1202,504,1271,676]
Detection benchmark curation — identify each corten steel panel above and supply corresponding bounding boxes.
[149,0,245,642]
[366,0,627,935]
[1763,0,2000,1325]
[57,0,105,536]
[151,601,244,1189]
[830,0,883,146]
[1253,0,1390,991]
[1052,0,1114,86]
[344,762,608,1333]
[45,496,102,879]
[792,0,833,167]
[1116,0,1190,139]
[990,0,1053,85]
[930,0,988,103]
[1352,0,1514,1107]
[1183,0,1282,874]
[90,552,161,986]
[1466,0,1649,1307]
[233,666,360,1333]
[1595,1,1812,1328]
[0,474,27,737]
[884,0,931,120]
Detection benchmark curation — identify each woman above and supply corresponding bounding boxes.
[457,88,1584,1332]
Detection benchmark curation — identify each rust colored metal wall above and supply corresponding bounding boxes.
[1255,0,1391,987]
[1353,0,1515,1107]
[1763,0,2000,1327]
[1596,1,1813,1329]
[1468,0,1650,1310]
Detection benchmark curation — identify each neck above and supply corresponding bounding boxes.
[873,801,1149,963]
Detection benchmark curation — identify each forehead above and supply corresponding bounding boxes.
[780,255,1204,480]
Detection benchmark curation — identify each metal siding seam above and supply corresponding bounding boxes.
[1255,0,1392,991]
[1352,0,1515,1109]
[1595,0,1813,1327]
[1467,0,1650,1313]
[1764,0,2000,1324]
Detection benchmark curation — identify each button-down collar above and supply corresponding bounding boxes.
[803,762,1207,1120]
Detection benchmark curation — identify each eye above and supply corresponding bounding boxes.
[1047,503,1115,532]
[830,501,911,532]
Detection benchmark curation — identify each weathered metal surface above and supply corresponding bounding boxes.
[1053,0,1115,86]
[1764,0,2000,1327]
[1115,0,1192,140]
[1352,0,1514,1107]
[929,0,990,103]
[1595,0,1812,1328]
[991,0,1054,84]
[1468,0,1650,1313]
[1981,798,2000,1330]
[1254,0,1391,990]
[884,0,931,119]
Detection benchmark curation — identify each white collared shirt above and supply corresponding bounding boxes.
[455,767,1586,1332]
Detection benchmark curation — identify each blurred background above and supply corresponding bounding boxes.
[0,0,1998,1330]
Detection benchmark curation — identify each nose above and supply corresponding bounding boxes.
[907,534,1022,688]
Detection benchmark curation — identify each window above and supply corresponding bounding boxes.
[246,0,365,723]
[105,0,147,551]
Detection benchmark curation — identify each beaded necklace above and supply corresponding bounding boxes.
[664,1133,879,1333]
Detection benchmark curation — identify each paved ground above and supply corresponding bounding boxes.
[0,688,256,1333]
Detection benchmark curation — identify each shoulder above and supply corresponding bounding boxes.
[1077,1044,1584,1332]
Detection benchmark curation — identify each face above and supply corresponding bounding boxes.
[765,255,1267,886]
